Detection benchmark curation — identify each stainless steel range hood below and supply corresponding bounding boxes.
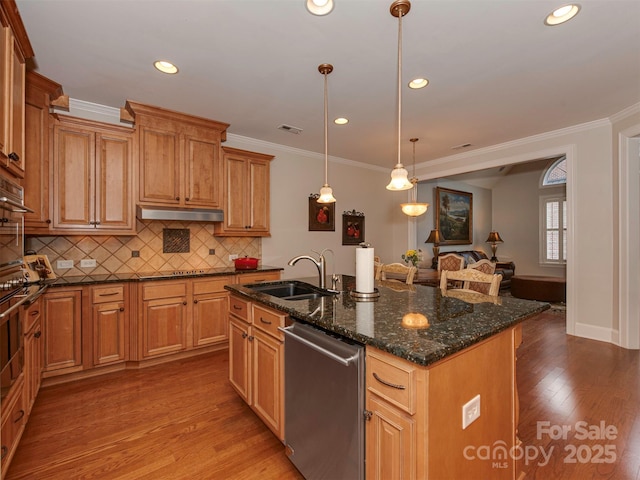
[136,205,224,222]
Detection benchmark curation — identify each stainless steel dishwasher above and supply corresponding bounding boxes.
[281,321,365,480]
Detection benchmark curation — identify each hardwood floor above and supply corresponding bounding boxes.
[6,310,640,479]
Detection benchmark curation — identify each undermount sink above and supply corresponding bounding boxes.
[245,281,336,301]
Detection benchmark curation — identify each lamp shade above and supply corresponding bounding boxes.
[425,229,443,245]
[486,231,504,243]
[400,202,428,216]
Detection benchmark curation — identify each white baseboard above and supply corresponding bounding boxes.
[571,322,615,344]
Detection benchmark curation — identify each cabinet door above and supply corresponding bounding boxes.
[95,132,134,230]
[366,394,417,480]
[251,328,283,440]
[222,153,248,231]
[138,126,180,205]
[228,315,251,403]
[193,292,228,347]
[43,289,83,374]
[248,158,270,233]
[184,134,220,207]
[0,380,25,478]
[23,297,43,412]
[52,124,94,229]
[141,297,187,357]
[93,302,127,366]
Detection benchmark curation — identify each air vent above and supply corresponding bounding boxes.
[278,124,303,134]
[451,143,472,150]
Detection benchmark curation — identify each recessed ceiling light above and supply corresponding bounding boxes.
[154,60,179,74]
[544,4,581,26]
[334,117,348,125]
[306,0,334,16]
[409,78,429,89]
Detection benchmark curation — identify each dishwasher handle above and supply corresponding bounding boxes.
[279,325,360,367]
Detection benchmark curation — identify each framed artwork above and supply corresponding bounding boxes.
[342,210,365,245]
[435,187,473,245]
[308,194,335,231]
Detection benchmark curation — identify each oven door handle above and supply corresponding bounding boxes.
[0,285,47,320]
[0,196,34,214]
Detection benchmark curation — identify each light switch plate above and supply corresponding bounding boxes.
[57,259,74,269]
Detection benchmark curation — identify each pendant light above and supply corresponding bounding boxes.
[386,0,413,191]
[317,63,336,203]
[400,138,429,216]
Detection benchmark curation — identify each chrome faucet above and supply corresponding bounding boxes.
[288,251,327,289]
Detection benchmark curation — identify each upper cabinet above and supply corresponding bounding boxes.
[51,115,135,234]
[125,101,229,209]
[0,0,34,179]
[24,71,66,233]
[214,146,274,237]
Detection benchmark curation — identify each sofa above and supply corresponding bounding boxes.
[415,250,515,289]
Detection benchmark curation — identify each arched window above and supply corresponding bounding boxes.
[542,156,567,186]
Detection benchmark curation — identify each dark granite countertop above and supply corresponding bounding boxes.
[225,275,550,367]
[45,266,283,287]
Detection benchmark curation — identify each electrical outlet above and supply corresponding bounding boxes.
[80,259,96,268]
[229,254,238,261]
[57,259,74,269]
[462,394,481,429]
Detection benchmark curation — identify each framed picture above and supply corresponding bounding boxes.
[308,194,335,231]
[342,210,365,245]
[435,187,473,245]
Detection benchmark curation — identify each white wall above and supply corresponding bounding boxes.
[223,135,409,280]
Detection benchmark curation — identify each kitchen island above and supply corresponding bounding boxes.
[226,274,549,480]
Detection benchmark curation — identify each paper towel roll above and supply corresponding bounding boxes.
[355,246,375,293]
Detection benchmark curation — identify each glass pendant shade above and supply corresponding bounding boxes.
[400,137,428,216]
[318,184,336,203]
[386,164,413,190]
[401,201,428,216]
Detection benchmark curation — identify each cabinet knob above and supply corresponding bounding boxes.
[8,152,19,162]
[193,299,198,304]
[241,332,248,339]
[183,301,187,305]
[34,331,42,338]
[46,219,52,224]
[175,197,180,201]
[185,197,190,201]
[248,335,254,341]
[1,446,7,460]
[119,307,125,312]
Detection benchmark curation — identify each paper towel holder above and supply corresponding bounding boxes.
[350,288,380,301]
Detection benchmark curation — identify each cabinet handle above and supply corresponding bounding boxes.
[99,292,119,296]
[1,446,7,460]
[241,332,248,339]
[119,307,125,312]
[259,317,272,325]
[193,299,198,304]
[30,310,39,316]
[363,410,373,421]
[233,305,242,310]
[14,409,25,423]
[372,372,406,390]
[8,152,19,162]
[34,331,42,338]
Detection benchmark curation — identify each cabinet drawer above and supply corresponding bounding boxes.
[22,296,42,333]
[252,304,285,339]
[229,295,249,322]
[142,281,187,301]
[237,271,281,284]
[92,285,125,304]
[193,277,230,295]
[366,348,417,415]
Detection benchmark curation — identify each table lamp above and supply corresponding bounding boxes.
[425,229,443,269]
[486,231,504,262]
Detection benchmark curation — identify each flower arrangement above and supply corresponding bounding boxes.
[401,249,422,267]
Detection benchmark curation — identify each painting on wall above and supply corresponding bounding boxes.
[342,210,365,245]
[308,194,335,231]
[435,187,473,245]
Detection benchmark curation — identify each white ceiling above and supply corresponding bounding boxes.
[16,0,640,169]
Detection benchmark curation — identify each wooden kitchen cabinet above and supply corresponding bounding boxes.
[192,277,228,347]
[23,71,65,233]
[0,376,25,478]
[42,287,83,377]
[22,295,43,415]
[91,284,128,366]
[51,115,135,234]
[125,100,228,209]
[228,295,286,441]
[139,280,188,358]
[0,1,33,179]
[214,146,274,237]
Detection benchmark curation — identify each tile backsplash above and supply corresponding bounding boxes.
[26,219,261,278]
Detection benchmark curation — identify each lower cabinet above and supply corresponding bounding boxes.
[192,277,229,347]
[228,295,286,441]
[1,377,25,478]
[42,287,83,376]
[91,284,128,366]
[23,296,43,413]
